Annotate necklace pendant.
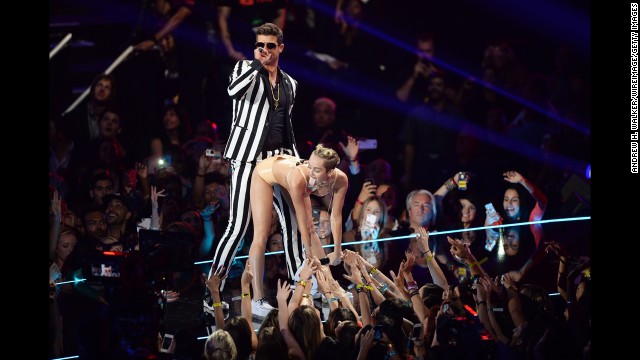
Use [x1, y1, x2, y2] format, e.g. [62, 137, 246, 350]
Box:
[274, 100, 278, 108]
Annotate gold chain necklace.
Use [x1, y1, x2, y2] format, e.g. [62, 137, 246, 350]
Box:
[271, 81, 280, 109]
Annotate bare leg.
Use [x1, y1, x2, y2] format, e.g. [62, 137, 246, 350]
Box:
[249, 170, 274, 300]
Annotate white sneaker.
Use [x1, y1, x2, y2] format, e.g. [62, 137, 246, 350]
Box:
[251, 297, 275, 320]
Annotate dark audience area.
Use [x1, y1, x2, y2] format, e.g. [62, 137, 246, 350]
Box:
[50, 1, 591, 359]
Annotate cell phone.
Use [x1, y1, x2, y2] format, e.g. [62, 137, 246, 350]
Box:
[205, 149, 222, 160]
[160, 333, 174, 353]
[358, 139, 377, 150]
[441, 303, 450, 314]
[365, 213, 377, 227]
[364, 177, 376, 186]
[373, 325, 383, 341]
[457, 172, 468, 190]
[411, 323, 422, 340]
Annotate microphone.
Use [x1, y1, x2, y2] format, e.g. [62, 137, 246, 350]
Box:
[258, 47, 264, 54]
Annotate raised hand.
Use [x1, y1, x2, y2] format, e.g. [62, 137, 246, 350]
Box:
[276, 278, 291, 304]
[338, 135, 359, 162]
[503, 170, 524, 184]
[342, 266, 363, 285]
[199, 202, 220, 218]
[501, 273, 516, 289]
[415, 227, 431, 254]
[298, 258, 316, 281]
[544, 241, 568, 259]
[150, 186, 166, 208]
[242, 263, 254, 286]
[357, 181, 377, 205]
[401, 250, 416, 276]
[51, 190, 62, 219]
[447, 236, 471, 261]
[203, 264, 226, 293]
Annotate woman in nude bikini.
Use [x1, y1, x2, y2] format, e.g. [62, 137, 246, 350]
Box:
[248, 144, 348, 303]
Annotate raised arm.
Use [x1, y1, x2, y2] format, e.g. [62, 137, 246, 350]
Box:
[204, 264, 227, 331]
[276, 279, 306, 360]
[503, 171, 547, 221]
[135, 5, 192, 50]
[415, 228, 449, 289]
[241, 263, 259, 350]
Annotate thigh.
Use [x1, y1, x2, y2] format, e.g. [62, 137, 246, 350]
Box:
[250, 169, 275, 237]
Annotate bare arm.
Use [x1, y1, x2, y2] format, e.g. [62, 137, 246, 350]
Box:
[241, 264, 259, 350]
[501, 274, 526, 327]
[325, 171, 348, 261]
[503, 171, 547, 221]
[415, 228, 449, 289]
[217, 6, 246, 61]
[204, 265, 227, 331]
[135, 6, 192, 50]
[276, 279, 306, 360]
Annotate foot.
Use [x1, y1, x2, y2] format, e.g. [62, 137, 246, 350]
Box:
[251, 297, 275, 320]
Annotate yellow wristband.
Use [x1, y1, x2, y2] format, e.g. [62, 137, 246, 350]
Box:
[302, 294, 309, 298]
[241, 293, 250, 298]
[213, 302, 223, 308]
[297, 280, 307, 288]
[425, 254, 434, 262]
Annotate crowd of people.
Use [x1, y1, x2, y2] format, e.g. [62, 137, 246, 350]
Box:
[49, 1, 590, 359]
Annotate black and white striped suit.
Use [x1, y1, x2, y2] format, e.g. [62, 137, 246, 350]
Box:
[210, 59, 304, 289]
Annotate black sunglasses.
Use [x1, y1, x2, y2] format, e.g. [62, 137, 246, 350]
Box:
[255, 42, 278, 50]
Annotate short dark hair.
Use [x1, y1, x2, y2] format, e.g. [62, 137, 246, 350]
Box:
[90, 172, 114, 188]
[90, 73, 116, 100]
[256, 23, 283, 44]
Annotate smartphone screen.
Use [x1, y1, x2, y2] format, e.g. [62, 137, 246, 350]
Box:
[365, 214, 376, 227]
[373, 325, 383, 341]
[411, 324, 422, 340]
[160, 334, 173, 352]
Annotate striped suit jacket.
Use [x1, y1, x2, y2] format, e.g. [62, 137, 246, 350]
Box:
[224, 59, 300, 162]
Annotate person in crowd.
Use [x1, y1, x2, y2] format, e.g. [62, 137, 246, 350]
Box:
[204, 329, 237, 360]
[65, 73, 117, 154]
[342, 196, 392, 273]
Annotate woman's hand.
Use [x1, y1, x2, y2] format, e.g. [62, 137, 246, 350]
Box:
[51, 190, 62, 220]
[298, 258, 317, 281]
[503, 170, 524, 184]
[357, 181, 377, 206]
[339, 135, 359, 161]
[199, 202, 220, 218]
[276, 278, 291, 304]
[501, 273, 516, 290]
[401, 251, 416, 276]
[242, 263, 254, 287]
[150, 186, 166, 210]
[203, 264, 226, 293]
[447, 236, 472, 261]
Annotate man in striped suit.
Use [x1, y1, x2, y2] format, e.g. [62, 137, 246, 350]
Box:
[206, 22, 303, 320]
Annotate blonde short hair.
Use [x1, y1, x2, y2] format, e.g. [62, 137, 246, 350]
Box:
[204, 330, 237, 360]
